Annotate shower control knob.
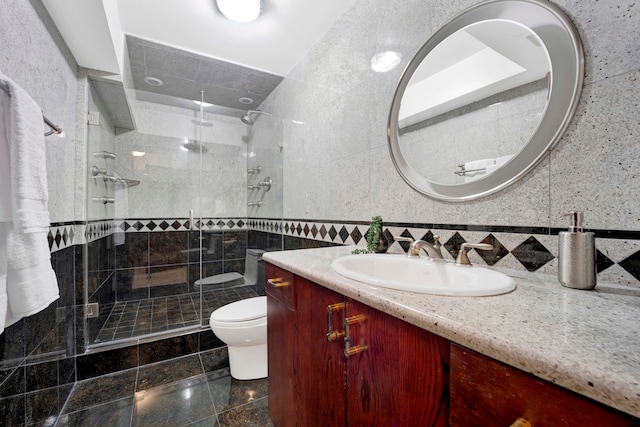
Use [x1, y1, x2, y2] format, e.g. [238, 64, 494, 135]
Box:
[258, 177, 272, 191]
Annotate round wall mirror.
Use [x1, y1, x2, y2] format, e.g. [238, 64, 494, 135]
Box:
[387, 0, 584, 201]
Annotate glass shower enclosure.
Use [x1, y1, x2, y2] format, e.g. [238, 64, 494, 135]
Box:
[83, 84, 268, 350]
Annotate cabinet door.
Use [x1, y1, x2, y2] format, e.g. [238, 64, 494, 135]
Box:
[450, 344, 640, 427]
[267, 264, 297, 427]
[295, 276, 347, 426]
[267, 264, 347, 427]
[345, 298, 450, 427]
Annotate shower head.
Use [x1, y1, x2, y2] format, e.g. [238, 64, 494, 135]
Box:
[182, 141, 208, 153]
[241, 114, 252, 125]
[241, 110, 270, 125]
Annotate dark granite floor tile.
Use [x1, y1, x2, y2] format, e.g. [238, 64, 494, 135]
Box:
[24, 386, 59, 425]
[76, 346, 138, 380]
[57, 384, 74, 417]
[96, 329, 116, 343]
[59, 357, 75, 386]
[216, 397, 272, 427]
[57, 397, 134, 427]
[113, 330, 134, 340]
[198, 329, 225, 353]
[138, 334, 199, 366]
[0, 394, 25, 426]
[206, 370, 268, 414]
[1, 366, 25, 397]
[25, 360, 58, 393]
[136, 354, 204, 392]
[131, 375, 215, 427]
[184, 415, 220, 426]
[199, 348, 229, 373]
[64, 369, 137, 412]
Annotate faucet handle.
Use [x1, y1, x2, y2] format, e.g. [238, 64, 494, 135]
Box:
[455, 242, 493, 266]
[394, 236, 414, 256]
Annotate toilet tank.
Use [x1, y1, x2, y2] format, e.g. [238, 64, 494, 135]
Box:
[245, 249, 266, 288]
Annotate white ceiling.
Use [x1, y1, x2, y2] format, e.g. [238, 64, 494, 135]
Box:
[116, 0, 356, 76]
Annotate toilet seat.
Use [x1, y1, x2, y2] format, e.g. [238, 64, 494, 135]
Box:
[210, 296, 266, 324]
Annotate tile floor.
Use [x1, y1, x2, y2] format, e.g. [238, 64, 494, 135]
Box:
[54, 352, 272, 427]
[93, 286, 260, 344]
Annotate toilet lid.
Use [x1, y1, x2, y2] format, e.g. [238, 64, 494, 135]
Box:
[210, 296, 267, 322]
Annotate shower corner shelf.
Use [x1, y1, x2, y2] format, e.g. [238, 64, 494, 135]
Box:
[91, 166, 140, 187]
[92, 151, 116, 160]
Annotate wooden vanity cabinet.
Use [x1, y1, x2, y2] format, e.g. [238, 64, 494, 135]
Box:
[266, 263, 450, 427]
[450, 344, 639, 427]
[267, 263, 639, 426]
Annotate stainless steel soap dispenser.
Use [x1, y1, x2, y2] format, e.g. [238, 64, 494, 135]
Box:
[558, 211, 596, 290]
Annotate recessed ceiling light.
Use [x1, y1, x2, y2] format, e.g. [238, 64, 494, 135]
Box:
[143, 76, 163, 86]
[132, 151, 146, 157]
[370, 51, 402, 73]
[217, 0, 263, 23]
[239, 97, 254, 105]
[193, 100, 213, 107]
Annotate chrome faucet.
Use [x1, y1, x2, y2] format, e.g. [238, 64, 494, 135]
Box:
[395, 235, 445, 261]
[410, 237, 445, 261]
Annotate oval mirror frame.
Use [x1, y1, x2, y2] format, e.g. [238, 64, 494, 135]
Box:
[387, 0, 584, 202]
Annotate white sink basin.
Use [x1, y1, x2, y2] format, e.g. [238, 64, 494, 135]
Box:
[331, 254, 515, 297]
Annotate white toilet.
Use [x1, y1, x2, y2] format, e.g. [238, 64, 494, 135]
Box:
[195, 248, 265, 288]
[209, 296, 267, 380]
[207, 248, 268, 380]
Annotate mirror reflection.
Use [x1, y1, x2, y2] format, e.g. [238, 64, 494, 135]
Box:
[398, 19, 551, 185]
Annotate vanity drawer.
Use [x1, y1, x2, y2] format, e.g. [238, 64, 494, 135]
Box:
[265, 263, 296, 311]
[450, 344, 638, 427]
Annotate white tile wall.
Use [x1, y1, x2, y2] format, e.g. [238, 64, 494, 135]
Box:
[113, 101, 248, 219]
[0, 0, 80, 223]
[259, 0, 639, 233]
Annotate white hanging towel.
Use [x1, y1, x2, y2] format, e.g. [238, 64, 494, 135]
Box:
[0, 72, 59, 334]
[485, 155, 513, 175]
[463, 155, 514, 182]
[463, 157, 495, 183]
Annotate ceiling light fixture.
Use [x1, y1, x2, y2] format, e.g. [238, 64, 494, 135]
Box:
[217, 0, 263, 23]
[370, 51, 402, 73]
[143, 76, 163, 86]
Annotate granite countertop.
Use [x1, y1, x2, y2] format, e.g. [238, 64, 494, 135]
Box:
[263, 246, 640, 418]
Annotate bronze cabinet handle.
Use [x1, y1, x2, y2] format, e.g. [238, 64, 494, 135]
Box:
[267, 277, 290, 288]
[326, 302, 345, 342]
[344, 314, 368, 357]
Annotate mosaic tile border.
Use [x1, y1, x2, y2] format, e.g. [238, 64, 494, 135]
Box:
[249, 218, 640, 287]
[248, 218, 284, 234]
[86, 220, 115, 244]
[49, 218, 640, 286]
[48, 223, 84, 252]
[109, 217, 248, 234]
[114, 218, 247, 233]
[48, 218, 248, 252]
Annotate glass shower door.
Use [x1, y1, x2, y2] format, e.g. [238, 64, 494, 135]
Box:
[84, 92, 207, 349]
[83, 87, 261, 350]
